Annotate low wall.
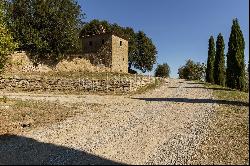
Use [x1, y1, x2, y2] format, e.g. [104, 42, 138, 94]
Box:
[0, 75, 161, 93]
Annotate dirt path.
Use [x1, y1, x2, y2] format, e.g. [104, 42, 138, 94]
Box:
[0, 79, 216, 165]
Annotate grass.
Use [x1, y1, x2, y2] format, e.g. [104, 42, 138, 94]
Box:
[132, 78, 165, 95]
[0, 98, 102, 135]
[192, 83, 249, 165]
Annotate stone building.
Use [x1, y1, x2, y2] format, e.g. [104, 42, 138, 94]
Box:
[80, 32, 128, 73]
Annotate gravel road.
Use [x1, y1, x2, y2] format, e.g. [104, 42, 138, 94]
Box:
[0, 79, 216, 165]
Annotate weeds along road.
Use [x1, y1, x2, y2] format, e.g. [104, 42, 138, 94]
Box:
[1, 78, 217, 165]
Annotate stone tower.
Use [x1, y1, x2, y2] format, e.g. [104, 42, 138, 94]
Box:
[81, 32, 128, 73]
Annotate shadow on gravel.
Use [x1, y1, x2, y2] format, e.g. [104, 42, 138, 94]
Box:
[0, 134, 125, 165]
[132, 97, 249, 107]
[186, 82, 205, 85]
[164, 86, 235, 92]
[184, 86, 236, 91]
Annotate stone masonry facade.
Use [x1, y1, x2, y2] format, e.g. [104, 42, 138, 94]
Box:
[0, 76, 161, 94]
[81, 33, 128, 73]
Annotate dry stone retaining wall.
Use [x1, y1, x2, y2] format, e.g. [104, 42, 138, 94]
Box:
[0, 76, 162, 93]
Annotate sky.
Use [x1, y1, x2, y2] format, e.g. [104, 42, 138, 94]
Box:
[77, 0, 249, 78]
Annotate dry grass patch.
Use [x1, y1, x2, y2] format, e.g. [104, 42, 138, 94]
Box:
[191, 83, 249, 165]
[133, 78, 165, 95]
[0, 98, 101, 135]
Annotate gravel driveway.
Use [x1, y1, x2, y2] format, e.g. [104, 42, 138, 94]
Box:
[0, 79, 216, 165]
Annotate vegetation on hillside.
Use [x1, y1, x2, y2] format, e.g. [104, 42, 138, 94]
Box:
[193, 83, 249, 165]
[154, 63, 170, 78]
[5, 0, 84, 65]
[178, 59, 206, 81]
[0, 1, 17, 73]
[206, 18, 247, 92]
[226, 19, 247, 91]
[206, 36, 215, 83]
[214, 33, 225, 86]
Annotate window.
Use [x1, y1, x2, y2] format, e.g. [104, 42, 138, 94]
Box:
[123, 58, 124, 61]
[89, 41, 92, 46]
[102, 39, 105, 44]
[120, 41, 122, 46]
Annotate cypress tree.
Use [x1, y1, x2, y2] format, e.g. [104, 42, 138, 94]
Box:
[206, 36, 215, 83]
[226, 18, 246, 91]
[214, 33, 225, 86]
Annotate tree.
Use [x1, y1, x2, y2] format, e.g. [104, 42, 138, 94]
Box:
[226, 19, 246, 91]
[79, 19, 111, 37]
[178, 59, 206, 81]
[123, 27, 138, 71]
[135, 31, 157, 73]
[206, 36, 215, 83]
[155, 63, 170, 78]
[214, 33, 225, 86]
[0, 1, 17, 73]
[6, 0, 84, 64]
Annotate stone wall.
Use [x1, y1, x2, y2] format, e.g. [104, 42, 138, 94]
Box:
[0, 75, 161, 94]
[6, 52, 111, 74]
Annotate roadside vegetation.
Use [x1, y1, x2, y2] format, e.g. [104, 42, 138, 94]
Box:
[133, 77, 165, 95]
[0, 1, 17, 73]
[154, 63, 170, 78]
[206, 19, 248, 92]
[178, 59, 206, 81]
[192, 83, 249, 165]
[0, 96, 102, 135]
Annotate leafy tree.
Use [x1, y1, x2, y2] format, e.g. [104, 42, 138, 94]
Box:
[123, 27, 138, 70]
[79, 19, 111, 37]
[206, 36, 215, 83]
[0, 1, 17, 73]
[155, 63, 170, 78]
[178, 59, 206, 81]
[226, 19, 246, 91]
[135, 31, 157, 73]
[6, 0, 84, 64]
[214, 33, 225, 86]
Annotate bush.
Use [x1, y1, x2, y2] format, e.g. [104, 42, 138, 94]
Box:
[178, 59, 206, 81]
[6, 0, 84, 64]
[155, 63, 170, 78]
[0, 1, 17, 73]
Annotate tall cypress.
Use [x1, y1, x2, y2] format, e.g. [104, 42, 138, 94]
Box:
[206, 36, 215, 83]
[214, 33, 225, 86]
[226, 19, 246, 91]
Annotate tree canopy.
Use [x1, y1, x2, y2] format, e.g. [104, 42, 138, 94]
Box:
[135, 31, 157, 73]
[206, 36, 215, 83]
[226, 19, 246, 91]
[6, 0, 84, 64]
[214, 33, 225, 86]
[155, 63, 170, 78]
[178, 59, 206, 81]
[0, 1, 17, 73]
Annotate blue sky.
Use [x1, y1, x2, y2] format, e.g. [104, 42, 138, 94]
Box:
[77, 0, 249, 78]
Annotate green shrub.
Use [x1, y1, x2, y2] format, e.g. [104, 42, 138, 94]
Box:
[178, 59, 206, 81]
